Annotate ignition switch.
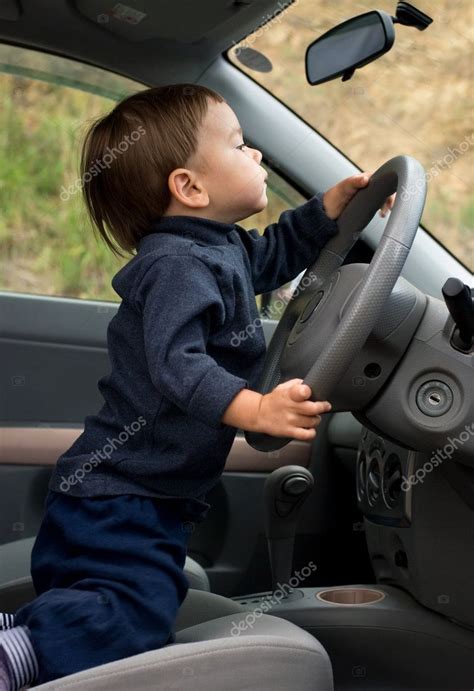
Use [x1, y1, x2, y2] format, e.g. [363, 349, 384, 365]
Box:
[415, 380, 454, 417]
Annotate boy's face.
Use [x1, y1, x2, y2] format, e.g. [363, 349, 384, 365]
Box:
[165, 99, 268, 224]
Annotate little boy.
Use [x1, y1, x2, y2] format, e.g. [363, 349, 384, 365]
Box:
[0, 83, 393, 689]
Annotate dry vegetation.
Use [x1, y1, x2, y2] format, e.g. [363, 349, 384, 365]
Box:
[231, 0, 473, 270]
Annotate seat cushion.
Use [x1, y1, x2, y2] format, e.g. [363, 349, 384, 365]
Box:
[183, 553, 210, 592]
[31, 589, 334, 690]
[0, 537, 210, 613]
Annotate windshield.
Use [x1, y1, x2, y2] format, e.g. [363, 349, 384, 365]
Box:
[227, 0, 473, 271]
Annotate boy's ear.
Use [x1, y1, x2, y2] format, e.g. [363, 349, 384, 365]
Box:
[168, 168, 209, 209]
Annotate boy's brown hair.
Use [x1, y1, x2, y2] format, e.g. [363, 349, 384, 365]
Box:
[80, 83, 225, 258]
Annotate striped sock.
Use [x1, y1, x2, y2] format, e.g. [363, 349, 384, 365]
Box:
[0, 627, 39, 690]
[0, 616, 14, 632]
[0, 643, 13, 691]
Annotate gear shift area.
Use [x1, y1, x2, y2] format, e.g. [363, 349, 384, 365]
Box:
[264, 465, 314, 601]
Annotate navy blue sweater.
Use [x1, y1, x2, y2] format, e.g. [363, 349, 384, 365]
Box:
[48, 193, 338, 520]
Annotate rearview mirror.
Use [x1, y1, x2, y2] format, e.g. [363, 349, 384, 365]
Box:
[305, 10, 395, 86]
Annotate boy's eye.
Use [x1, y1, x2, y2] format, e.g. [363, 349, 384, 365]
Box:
[236, 141, 248, 150]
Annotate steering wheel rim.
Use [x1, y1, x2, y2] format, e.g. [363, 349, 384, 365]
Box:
[245, 155, 427, 452]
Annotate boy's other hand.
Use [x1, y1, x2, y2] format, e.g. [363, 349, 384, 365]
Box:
[256, 378, 332, 442]
[322, 172, 396, 221]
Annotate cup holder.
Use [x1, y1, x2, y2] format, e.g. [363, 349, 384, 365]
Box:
[316, 587, 385, 605]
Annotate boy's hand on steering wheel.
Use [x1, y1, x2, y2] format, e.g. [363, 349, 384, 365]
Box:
[322, 171, 396, 220]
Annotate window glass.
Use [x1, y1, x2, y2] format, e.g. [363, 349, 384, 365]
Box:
[0, 45, 312, 306]
[243, 166, 308, 318]
[0, 44, 145, 301]
[0, 43, 309, 310]
[227, 0, 473, 271]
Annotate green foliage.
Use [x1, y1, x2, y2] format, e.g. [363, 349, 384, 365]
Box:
[0, 74, 129, 300]
[0, 72, 304, 301]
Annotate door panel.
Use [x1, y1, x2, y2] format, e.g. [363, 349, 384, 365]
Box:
[1, 291, 314, 597]
[1, 249, 374, 598]
[0, 425, 311, 471]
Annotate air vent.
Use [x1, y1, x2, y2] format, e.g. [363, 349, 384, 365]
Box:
[366, 456, 381, 507]
[382, 453, 403, 509]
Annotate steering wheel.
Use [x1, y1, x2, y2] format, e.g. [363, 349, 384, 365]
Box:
[245, 155, 427, 452]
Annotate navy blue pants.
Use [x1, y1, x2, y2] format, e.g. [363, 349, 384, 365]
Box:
[14, 490, 209, 686]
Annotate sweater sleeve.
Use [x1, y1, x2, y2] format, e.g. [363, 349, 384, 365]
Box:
[134, 253, 248, 430]
[234, 192, 339, 295]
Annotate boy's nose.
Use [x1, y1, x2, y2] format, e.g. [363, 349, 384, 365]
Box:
[251, 147, 262, 164]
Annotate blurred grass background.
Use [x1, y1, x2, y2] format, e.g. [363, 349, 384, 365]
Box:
[0, 70, 302, 302]
[0, 0, 472, 304]
[0, 73, 131, 300]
